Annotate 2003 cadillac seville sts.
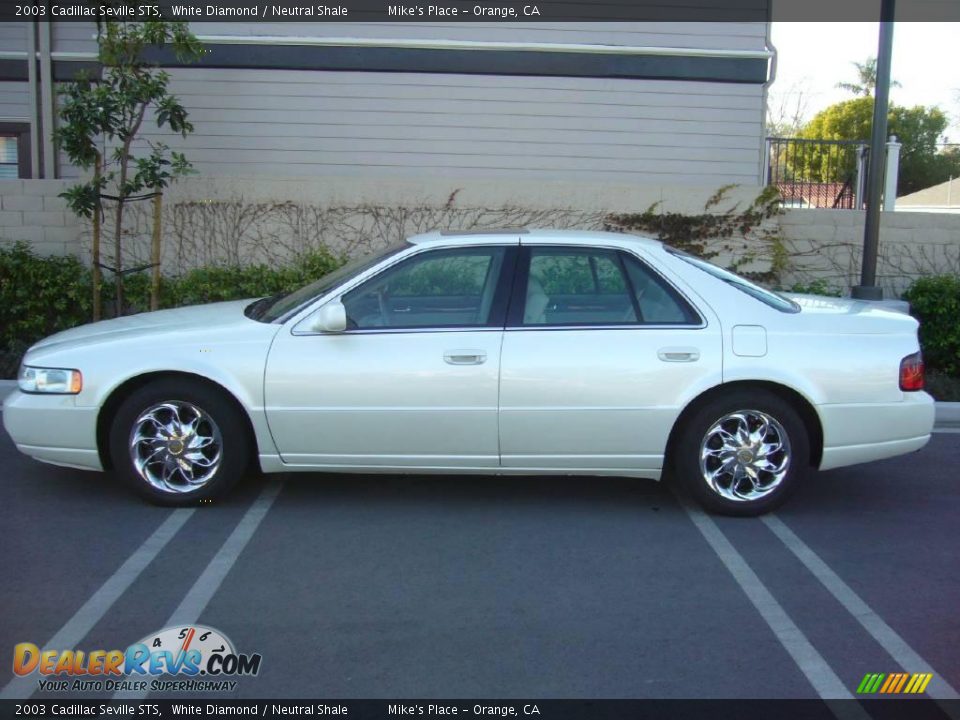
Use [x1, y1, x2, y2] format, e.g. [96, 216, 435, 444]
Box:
[3, 229, 935, 515]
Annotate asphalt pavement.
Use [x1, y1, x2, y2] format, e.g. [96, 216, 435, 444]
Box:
[0, 410, 957, 701]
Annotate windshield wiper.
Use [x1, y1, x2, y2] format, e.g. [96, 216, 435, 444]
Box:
[245, 293, 286, 321]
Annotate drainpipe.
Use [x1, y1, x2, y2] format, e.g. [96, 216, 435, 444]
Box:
[852, 0, 895, 300]
[38, 21, 55, 179]
[26, 22, 40, 178]
[760, 14, 778, 186]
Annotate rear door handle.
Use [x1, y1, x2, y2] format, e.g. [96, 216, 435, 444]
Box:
[444, 350, 487, 365]
[658, 347, 700, 362]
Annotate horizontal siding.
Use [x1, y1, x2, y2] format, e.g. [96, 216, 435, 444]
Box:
[0, 22, 29, 54]
[51, 22, 97, 55]
[52, 21, 767, 55]
[0, 81, 29, 120]
[65, 68, 764, 185]
[193, 22, 768, 51]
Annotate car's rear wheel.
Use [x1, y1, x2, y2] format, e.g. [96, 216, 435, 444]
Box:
[673, 389, 809, 516]
[109, 379, 249, 505]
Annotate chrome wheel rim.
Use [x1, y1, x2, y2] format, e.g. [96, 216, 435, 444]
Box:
[129, 401, 222, 493]
[699, 410, 791, 502]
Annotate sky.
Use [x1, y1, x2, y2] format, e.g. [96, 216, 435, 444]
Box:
[768, 23, 960, 139]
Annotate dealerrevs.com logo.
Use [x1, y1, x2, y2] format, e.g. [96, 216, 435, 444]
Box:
[13, 625, 262, 693]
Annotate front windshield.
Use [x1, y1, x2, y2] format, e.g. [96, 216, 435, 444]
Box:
[250, 242, 409, 323]
[669, 249, 800, 314]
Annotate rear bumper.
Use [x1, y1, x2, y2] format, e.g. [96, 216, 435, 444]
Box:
[2, 389, 103, 471]
[819, 392, 935, 471]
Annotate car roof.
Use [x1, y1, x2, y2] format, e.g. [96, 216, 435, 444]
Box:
[406, 228, 662, 249]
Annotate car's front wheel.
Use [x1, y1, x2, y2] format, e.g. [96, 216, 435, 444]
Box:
[673, 389, 810, 516]
[109, 379, 250, 505]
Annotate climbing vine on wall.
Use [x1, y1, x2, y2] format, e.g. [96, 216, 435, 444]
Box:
[604, 185, 787, 284]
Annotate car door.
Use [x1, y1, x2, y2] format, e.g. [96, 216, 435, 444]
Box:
[498, 243, 722, 473]
[264, 244, 517, 468]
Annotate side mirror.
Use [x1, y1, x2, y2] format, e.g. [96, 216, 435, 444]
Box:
[313, 301, 347, 333]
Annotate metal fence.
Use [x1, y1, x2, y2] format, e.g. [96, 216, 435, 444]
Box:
[764, 137, 868, 210]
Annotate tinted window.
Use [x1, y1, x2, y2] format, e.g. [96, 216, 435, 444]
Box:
[670, 250, 800, 314]
[621, 253, 701, 324]
[519, 247, 700, 327]
[523, 248, 637, 325]
[251, 242, 408, 322]
[342, 247, 506, 329]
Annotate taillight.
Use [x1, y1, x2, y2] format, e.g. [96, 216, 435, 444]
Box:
[899, 352, 925, 391]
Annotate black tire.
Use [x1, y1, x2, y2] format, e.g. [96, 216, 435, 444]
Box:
[672, 389, 810, 516]
[109, 378, 251, 506]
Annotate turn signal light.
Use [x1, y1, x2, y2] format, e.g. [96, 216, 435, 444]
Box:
[899, 352, 924, 392]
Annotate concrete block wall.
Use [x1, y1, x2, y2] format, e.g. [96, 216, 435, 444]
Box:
[0, 180, 82, 257]
[3, 177, 959, 298]
[779, 209, 960, 296]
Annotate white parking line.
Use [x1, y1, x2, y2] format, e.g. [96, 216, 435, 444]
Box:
[0, 509, 196, 700]
[763, 514, 960, 701]
[113, 481, 284, 701]
[682, 504, 868, 709]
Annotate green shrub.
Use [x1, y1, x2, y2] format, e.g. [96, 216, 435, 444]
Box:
[902, 274, 960, 376]
[785, 279, 843, 297]
[167, 249, 343, 307]
[0, 242, 94, 376]
[0, 243, 345, 377]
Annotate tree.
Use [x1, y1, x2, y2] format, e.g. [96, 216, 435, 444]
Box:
[836, 57, 900, 98]
[794, 97, 960, 195]
[56, 11, 203, 319]
[766, 80, 811, 137]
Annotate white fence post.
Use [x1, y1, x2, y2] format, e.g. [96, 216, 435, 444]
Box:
[883, 135, 901, 211]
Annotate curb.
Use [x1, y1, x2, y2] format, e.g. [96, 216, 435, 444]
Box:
[937, 402, 960, 429]
[2, 378, 959, 429]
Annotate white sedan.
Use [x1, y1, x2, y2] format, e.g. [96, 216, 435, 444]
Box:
[3, 229, 934, 515]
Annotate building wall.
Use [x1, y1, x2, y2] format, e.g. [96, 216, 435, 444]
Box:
[0, 81, 29, 121]
[72, 69, 764, 185]
[42, 20, 769, 185]
[3, 178, 958, 300]
[0, 21, 29, 54]
[779, 209, 960, 296]
[51, 21, 768, 54]
[0, 179, 82, 256]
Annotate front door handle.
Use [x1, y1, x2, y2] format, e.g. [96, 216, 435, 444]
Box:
[444, 350, 487, 365]
[658, 347, 700, 363]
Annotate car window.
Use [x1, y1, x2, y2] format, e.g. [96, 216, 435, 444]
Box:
[523, 247, 637, 325]
[342, 247, 507, 329]
[519, 247, 700, 327]
[621, 253, 701, 325]
[670, 249, 800, 314]
[250, 242, 408, 323]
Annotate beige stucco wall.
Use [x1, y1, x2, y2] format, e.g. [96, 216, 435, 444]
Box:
[3, 178, 959, 298]
[779, 209, 960, 296]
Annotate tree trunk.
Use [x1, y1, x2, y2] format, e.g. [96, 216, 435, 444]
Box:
[91, 151, 102, 321]
[113, 199, 124, 315]
[113, 103, 149, 317]
[150, 190, 162, 311]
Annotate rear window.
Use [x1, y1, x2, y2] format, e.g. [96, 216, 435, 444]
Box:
[670, 249, 800, 314]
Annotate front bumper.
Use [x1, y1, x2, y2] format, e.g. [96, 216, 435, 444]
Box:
[2, 389, 102, 470]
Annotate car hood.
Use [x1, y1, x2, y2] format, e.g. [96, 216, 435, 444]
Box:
[30, 299, 260, 353]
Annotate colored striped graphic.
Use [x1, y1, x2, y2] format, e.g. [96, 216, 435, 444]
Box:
[857, 672, 933, 694]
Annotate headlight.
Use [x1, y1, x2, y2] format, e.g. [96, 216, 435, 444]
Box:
[18, 365, 83, 394]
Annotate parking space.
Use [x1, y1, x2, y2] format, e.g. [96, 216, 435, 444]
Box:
[1, 428, 958, 701]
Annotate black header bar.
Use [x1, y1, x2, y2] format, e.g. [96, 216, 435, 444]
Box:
[2, 0, 959, 22]
[0, 699, 959, 720]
